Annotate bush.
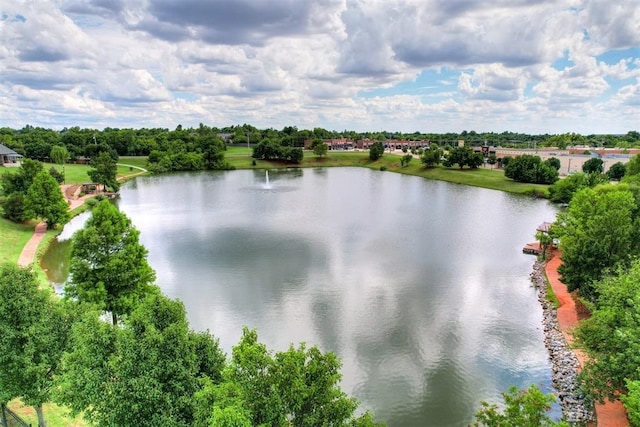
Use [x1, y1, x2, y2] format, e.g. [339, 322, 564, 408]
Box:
[622, 380, 640, 427]
[48, 167, 65, 184]
[2, 192, 28, 222]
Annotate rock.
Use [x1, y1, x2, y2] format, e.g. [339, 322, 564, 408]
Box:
[530, 261, 595, 424]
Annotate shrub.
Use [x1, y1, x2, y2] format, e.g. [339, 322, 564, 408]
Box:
[2, 192, 28, 222]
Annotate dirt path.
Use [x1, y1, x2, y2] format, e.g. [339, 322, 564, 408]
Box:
[545, 250, 629, 426]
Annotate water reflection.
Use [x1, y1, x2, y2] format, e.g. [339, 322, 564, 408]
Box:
[46, 168, 559, 426]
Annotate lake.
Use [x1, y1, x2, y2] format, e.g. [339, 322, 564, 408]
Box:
[45, 168, 559, 426]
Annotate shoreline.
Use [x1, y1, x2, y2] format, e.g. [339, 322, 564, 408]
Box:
[530, 260, 595, 424]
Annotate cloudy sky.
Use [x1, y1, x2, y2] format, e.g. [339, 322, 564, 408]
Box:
[1, 0, 639, 134]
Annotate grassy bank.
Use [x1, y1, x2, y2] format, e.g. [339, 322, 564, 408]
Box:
[227, 147, 550, 196]
[0, 218, 37, 264]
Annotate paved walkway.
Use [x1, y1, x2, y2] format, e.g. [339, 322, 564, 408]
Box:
[545, 250, 629, 426]
[17, 222, 48, 267]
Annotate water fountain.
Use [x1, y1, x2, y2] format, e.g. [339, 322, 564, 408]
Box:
[264, 170, 271, 190]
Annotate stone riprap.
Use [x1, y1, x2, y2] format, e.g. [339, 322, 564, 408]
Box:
[531, 261, 595, 424]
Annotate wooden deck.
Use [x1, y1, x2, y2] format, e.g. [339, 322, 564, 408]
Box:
[523, 242, 543, 255]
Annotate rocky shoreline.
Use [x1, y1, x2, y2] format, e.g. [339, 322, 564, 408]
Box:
[530, 260, 595, 424]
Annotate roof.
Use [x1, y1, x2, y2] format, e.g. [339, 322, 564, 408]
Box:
[0, 144, 22, 157]
[537, 222, 553, 233]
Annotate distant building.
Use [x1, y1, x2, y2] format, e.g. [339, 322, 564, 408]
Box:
[0, 144, 23, 165]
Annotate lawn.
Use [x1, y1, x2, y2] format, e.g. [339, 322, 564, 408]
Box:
[0, 217, 37, 264]
[8, 400, 86, 427]
[0, 161, 148, 186]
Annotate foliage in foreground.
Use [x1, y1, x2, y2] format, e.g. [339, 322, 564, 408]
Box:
[472, 384, 567, 427]
[575, 258, 640, 408]
[553, 184, 640, 301]
[0, 264, 78, 427]
[197, 327, 384, 427]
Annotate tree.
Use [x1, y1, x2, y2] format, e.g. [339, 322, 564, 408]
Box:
[67, 199, 156, 325]
[544, 157, 561, 171]
[0, 265, 77, 427]
[621, 380, 640, 427]
[2, 192, 28, 222]
[203, 327, 384, 427]
[56, 293, 225, 427]
[504, 155, 558, 184]
[313, 142, 328, 157]
[442, 146, 484, 169]
[472, 385, 567, 427]
[88, 151, 119, 192]
[547, 172, 609, 204]
[625, 154, 640, 177]
[24, 170, 70, 229]
[50, 145, 70, 183]
[606, 162, 626, 181]
[554, 185, 640, 300]
[0, 158, 44, 196]
[575, 259, 640, 405]
[582, 157, 604, 174]
[421, 145, 443, 168]
[486, 153, 497, 167]
[369, 141, 384, 161]
[400, 154, 413, 167]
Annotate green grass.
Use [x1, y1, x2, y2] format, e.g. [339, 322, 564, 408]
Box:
[8, 399, 87, 427]
[228, 150, 550, 196]
[0, 217, 37, 264]
[0, 160, 148, 186]
[118, 156, 149, 170]
[543, 272, 561, 309]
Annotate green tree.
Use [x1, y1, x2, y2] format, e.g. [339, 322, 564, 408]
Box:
[24, 170, 70, 229]
[0, 265, 77, 427]
[2, 192, 28, 222]
[400, 154, 413, 167]
[625, 154, 640, 177]
[544, 157, 561, 171]
[554, 185, 639, 300]
[504, 155, 558, 184]
[50, 145, 70, 183]
[547, 172, 609, 204]
[486, 153, 497, 167]
[606, 162, 626, 181]
[313, 142, 329, 157]
[421, 144, 443, 168]
[0, 158, 44, 196]
[369, 141, 384, 161]
[67, 199, 156, 325]
[206, 327, 384, 427]
[575, 259, 640, 404]
[582, 157, 604, 174]
[56, 293, 225, 427]
[621, 380, 640, 427]
[88, 151, 119, 192]
[472, 384, 567, 427]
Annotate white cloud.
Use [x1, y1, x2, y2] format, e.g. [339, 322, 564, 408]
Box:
[0, 0, 638, 133]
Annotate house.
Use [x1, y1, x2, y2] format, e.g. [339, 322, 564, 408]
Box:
[0, 144, 23, 166]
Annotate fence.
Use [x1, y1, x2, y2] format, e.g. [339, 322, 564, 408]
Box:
[0, 404, 31, 427]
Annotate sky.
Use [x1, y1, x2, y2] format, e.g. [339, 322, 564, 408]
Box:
[1, 0, 639, 134]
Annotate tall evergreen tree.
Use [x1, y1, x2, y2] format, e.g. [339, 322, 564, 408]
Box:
[66, 199, 156, 325]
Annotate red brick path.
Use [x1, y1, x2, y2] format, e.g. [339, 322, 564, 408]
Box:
[545, 250, 629, 426]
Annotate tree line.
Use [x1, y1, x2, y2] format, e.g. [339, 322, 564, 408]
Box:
[2, 125, 638, 162]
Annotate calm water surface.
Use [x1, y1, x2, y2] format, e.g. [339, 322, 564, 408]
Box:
[49, 168, 559, 426]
